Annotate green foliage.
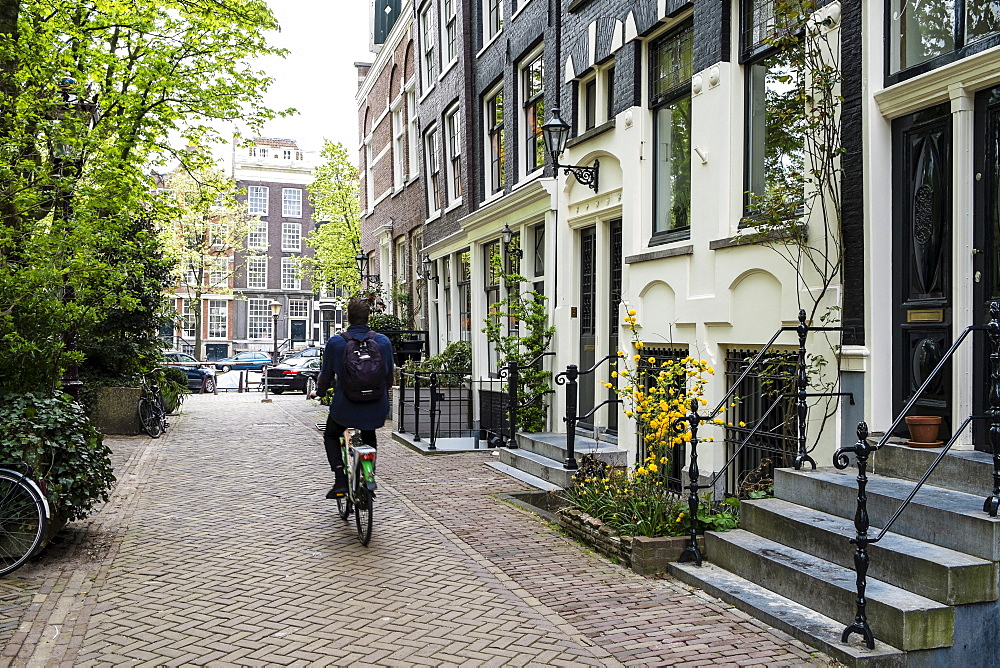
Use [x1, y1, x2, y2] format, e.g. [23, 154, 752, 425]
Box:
[0, 392, 115, 523]
[303, 141, 363, 294]
[160, 367, 189, 413]
[405, 341, 471, 386]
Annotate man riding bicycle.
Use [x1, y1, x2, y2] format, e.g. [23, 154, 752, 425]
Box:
[312, 296, 395, 498]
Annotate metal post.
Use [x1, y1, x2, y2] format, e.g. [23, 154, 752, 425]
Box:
[841, 422, 875, 649]
[238, 370, 244, 393]
[429, 373, 438, 451]
[413, 373, 422, 442]
[261, 364, 271, 403]
[678, 398, 704, 566]
[794, 309, 816, 470]
[507, 359, 519, 449]
[563, 364, 579, 470]
[398, 372, 408, 434]
[985, 302, 1000, 516]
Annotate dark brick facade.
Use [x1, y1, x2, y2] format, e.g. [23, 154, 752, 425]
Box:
[840, 0, 865, 345]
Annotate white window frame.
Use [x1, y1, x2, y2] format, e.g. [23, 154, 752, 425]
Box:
[392, 99, 406, 189]
[248, 298, 272, 339]
[208, 299, 228, 339]
[281, 222, 302, 252]
[209, 257, 228, 288]
[247, 257, 267, 289]
[395, 237, 408, 288]
[282, 149, 292, 160]
[407, 85, 419, 179]
[181, 299, 197, 338]
[520, 47, 545, 177]
[282, 188, 303, 218]
[287, 299, 309, 318]
[445, 106, 462, 204]
[425, 125, 442, 216]
[281, 257, 301, 290]
[259, 147, 268, 159]
[442, 0, 458, 64]
[364, 139, 374, 212]
[484, 0, 503, 43]
[484, 83, 505, 196]
[420, 5, 438, 92]
[247, 220, 268, 250]
[247, 186, 268, 215]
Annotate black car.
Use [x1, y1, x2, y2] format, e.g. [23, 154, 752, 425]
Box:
[264, 356, 322, 394]
[281, 346, 323, 362]
[162, 351, 217, 393]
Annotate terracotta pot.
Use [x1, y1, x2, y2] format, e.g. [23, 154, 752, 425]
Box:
[904, 415, 943, 444]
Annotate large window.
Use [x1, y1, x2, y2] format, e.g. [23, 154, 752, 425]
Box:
[484, 239, 501, 372]
[282, 188, 302, 217]
[248, 298, 272, 339]
[485, 0, 502, 42]
[392, 101, 405, 189]
[281, 258, 301, 290]
[181, 299, 196, 338]
[407, 87, 419, 178]
[522, 51, 545, 174]
[247, 186, 268, 215]
[209, 257, 228, 287]
[395, 237, 408, 287]
[889, 0, 1000, 75]
[486, 86, 505, 194]
[420, 5, 438, 90]
[208, 300, 228, 338]
[458, 250, 471, 342]
[288, 299, 309, 318]
[247, 257, 267, 289]
[442, 0, 458, 63]
[425, 126, 442, 214]
[281, 223, 302, 252]
[650, 24, 693, 240]
[247, 220, 267, 250]
[446, 106, 462, 203]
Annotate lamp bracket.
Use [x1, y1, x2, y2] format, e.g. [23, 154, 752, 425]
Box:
[556, 158, 600, 192]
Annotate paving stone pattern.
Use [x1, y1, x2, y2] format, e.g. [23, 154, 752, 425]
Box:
[2, 393, 833, 666]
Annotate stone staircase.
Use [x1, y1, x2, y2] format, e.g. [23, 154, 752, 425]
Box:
[670, 442, 1000, 667]
[497, 431, 629, 488]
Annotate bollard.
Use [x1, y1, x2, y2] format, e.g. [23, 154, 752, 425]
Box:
[238, 370, 244, 393]
[398, 372, 408, 434]
[506, 359, 519, 449]
[428, 373, 438, 450]
[413, 373, 422, 442]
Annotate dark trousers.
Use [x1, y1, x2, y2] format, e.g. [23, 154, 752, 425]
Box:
[323, 414, 377, 471]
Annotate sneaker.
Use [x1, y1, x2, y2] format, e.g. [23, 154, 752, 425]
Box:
[326, 468, 348, 498]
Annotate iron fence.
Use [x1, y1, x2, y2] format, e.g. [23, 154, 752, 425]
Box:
[397, 370, 473, 449]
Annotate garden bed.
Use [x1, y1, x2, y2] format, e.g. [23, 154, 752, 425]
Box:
[557, 507, 703, 576]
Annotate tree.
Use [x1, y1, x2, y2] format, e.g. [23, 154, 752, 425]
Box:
[304, 140, 363, 294]
[159, 168, 261, 361]
[0, 0, 289, 394]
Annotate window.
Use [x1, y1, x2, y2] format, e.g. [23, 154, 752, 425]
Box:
[364, 140, 374, 210]
[458, 250, 471, 342]
[281, 223, 302, 251]
[650, 24, 694, 240]
[248, 298, 272, 339]
[288, 299, 309, 318]
[425, 126, 443, 213]
[247, 186, 268, 215]
[283, 149, 292, 160]
[208, 300, 227, 338]
[532, 222, 545, 295]
[249, 147, 257, 157]
[445, 107, 462, 202]
[209, 257, 228, 287]
[181, 299, 196, 338]
[486, 86, 505, 194]
[407, 87, 419, 178]
[522, 51, 545, 174]
[259, 147, 268, 159]
[247, 257, 267, 289]
[395, 237, 408, 286]
[583, 76, 597, 130]
[606, 65, 616, 121]
[210, 223, 229, 247]
[282, 188, 302, 217]
[485, 0, 502, 42]
[578, 61, 615, 132]
[281, 258, 301, 290]
[889, 0, 1000, 75]
[420, 5, 438, 90]
[247, 220, 268, 250]
[442, 0, 458, 63]
[442, 256, 452, 340]
[392, 101, 405, 189]
[483, 240, 501, 371]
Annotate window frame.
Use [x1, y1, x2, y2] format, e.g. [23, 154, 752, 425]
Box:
[281, 257, 301, 291]
[282, 188, 303, 218]
[425, 124, 443, 215]
[247, 185, 268, 215]
[442, 0, 458, 64]
[208, 299, 228, 339]
[248, 298, 273, 340]
[407, 85, 420, 179]
[521, 48, 545, 176]
[392, 99, 406, 189]
[247, 220, 268, 250]
[247, 256, 267, 289]
[445, 105, 463, 204]
[485, 0, 503, 43]
[420, 4, 438, 92]
[484, 83, 505, 196]
[281, 222, 302, 252]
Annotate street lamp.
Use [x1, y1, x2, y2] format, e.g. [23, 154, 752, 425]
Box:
[541, 106, 599, 192]
[270, 300, 282, 363]
[499, 224, 523, 259]
[421, 253, 439, 283]
[355, 251, 379, 286]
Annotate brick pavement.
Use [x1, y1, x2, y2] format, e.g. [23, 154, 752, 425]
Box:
[0, 393, 835, 666]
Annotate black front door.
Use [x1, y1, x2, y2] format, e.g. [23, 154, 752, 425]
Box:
[290, 319, 306, 342]
[974, 87, 1000, 451]
[893, 103, 953, 436]
[607, 219, 623, 435]
[579, 226, 597, 431]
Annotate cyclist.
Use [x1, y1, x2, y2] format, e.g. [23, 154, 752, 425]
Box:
[312, 296, 395, 498]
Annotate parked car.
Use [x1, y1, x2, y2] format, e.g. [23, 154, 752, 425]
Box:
[281, 346, 323, 362]
[264, 357, 322, 394]
[162, 351, 217, 393]
[215, 351, 273, 373]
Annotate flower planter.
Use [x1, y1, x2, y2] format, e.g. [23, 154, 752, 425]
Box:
[904, 415, 943, 447]
[90, 387, 142, 435]
[557, 507, 703, 576]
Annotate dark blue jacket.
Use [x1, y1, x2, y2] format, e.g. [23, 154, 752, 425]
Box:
[316, 325, 395, 430]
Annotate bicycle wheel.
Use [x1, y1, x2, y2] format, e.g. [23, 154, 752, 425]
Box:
[336, 494, 352, 521]
[354, 485, 373, 546]
[138, 397, 162, 438]
[0, 472, 47, 576]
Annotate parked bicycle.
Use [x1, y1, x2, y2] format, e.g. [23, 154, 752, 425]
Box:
[0, 463, 50, 576]
[137, 372, 169, 438]
[333, 429, 377, 546]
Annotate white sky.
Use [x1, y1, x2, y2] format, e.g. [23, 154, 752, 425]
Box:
[226, 1, 376, 164]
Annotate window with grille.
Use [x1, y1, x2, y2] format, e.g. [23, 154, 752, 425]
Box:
[281, 258, 300, 290]
[209, 223, 229, 247]
[248, 186, 268, 215]
[425, 126, 442, 213]
[443, 0, 458, 62]
[281, 223, 301, 251]
[181, 299, 197, 338]
[247, 257, 267, 289]
[486, 86, 505, 194]
[485, 0, 502, 41]
[522, 51, 545, 173]
[209, 257, 228, 287]
[247, 220, 267, 250]
[407, 88, 419, 178]
[395, 238, 408, 287]
[392, 102, 405, 189]
[208, 300, 227, 338]
[484, 239, 501, 373]
[421, 5, 438, 90]
[458, 250, 471, 342]
[248, 299, 272, 339]
[282, 188, 302, 217]
[446, 107, 462, 202]
[288, 299, 309, 318]
[283, 149, 292, 160]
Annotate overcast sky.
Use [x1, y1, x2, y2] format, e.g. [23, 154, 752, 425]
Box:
[227, 1, 377, 163]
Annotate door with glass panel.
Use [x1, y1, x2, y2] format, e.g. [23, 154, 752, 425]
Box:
[578, 226, 597, 431]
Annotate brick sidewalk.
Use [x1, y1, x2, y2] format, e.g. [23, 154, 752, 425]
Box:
[1, 393, 833, 666]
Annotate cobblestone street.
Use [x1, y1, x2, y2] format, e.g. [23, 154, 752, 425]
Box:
[1, 393, 832, 666]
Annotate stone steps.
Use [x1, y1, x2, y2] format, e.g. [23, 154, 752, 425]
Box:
[493, 431, 629, 490]
[872, 442, 995, 497]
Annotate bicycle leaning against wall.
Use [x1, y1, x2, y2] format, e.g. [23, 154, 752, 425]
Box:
[333, 428, 378, 546]
[0, 463, 50, 576]
[137, 372, 169, 438]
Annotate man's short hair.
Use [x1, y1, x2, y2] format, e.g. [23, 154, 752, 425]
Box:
[347, 296, 372, 325]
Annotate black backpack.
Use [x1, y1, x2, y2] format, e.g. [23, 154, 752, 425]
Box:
[339, 331, 386, 402]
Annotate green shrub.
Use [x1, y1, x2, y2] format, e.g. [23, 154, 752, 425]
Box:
[413, 341, 471, 386]
[161, 367, 189, 413]
[0, 392, 116, 522]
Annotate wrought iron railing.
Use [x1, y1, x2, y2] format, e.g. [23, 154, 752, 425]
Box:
[555, 355, 621, 471]
[498, 352, 556, 449]
[831, 302, 1000, 650]
[396, 370, 472, 450]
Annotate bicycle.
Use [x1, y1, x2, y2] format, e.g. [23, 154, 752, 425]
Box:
[333, 429, 377, 546]
[137, 372, 169, 438]
[0, 463, 50, 576]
